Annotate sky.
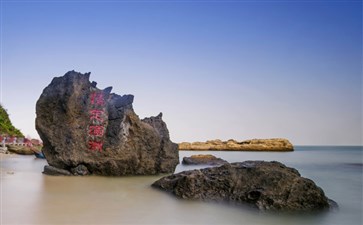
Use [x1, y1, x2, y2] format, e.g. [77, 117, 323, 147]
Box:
[0, 0, 362, 145]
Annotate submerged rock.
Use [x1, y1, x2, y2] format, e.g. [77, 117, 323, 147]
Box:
[152, 161, 336, 212]
[36, 71, 179, 176]
[179, 138, 294, 151]
[182, 154, 228, 166]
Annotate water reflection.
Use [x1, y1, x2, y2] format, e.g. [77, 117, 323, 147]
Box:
[1, 150, 362, 225]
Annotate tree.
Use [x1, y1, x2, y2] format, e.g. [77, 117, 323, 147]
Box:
[0, 104, 24, 137]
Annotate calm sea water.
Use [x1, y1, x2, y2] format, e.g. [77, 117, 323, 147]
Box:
[1, 146, 362, 225]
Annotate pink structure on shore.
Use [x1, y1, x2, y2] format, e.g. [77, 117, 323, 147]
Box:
[0, 135, 42, 147]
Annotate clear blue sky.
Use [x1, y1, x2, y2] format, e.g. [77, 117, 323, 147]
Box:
[0, 0, 362, 145]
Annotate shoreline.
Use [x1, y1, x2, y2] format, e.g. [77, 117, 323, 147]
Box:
[0, 152, 17, 159]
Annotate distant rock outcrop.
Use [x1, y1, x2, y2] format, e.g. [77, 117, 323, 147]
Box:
[179, 138, 293, 151]
[36, 71, 179, 176]
[152, 161, 337, 212]
[6, 145, 34, 155]
[182, 154, 228, 166]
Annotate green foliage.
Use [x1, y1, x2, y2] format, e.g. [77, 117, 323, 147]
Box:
[0, 104, 24, 137]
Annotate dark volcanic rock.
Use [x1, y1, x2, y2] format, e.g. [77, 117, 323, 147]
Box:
[152, 161, 336, 212]
[182, 154, 228, 166]
[36, 71, 179, 176]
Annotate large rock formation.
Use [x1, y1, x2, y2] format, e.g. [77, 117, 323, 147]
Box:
[152, 161, 337, 212]
[179, 138, 294, 151]
[36, 71, 179, 176]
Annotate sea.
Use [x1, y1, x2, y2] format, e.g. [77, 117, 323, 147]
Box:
[1, 146, 362, 225]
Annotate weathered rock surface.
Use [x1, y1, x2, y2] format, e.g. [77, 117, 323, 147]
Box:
[36, 71, 179, 176]
[179, 138, 294, 151]
[182, 154, 228, 166]
[152, 161, 336, 212]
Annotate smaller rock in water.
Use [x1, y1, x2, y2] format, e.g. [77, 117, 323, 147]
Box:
[43, 166, 71, 176]
[71, 165, 90, 176]
[182, 154, 228, 166]
[152, 161, 337, 212]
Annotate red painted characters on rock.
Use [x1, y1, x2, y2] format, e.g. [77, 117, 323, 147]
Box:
[89, 109, 105, 123]
[88, 125, 105, 137]
[88, 140, 103, 152]
[87, 90, 107, 152]
[90, 91, 105, 106]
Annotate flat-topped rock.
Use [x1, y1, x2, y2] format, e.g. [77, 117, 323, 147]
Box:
[179, 138, 293, 151]
[152, 161, 337, 212]
[36, 71, 179, 176]
[6, 145, 34, 155]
